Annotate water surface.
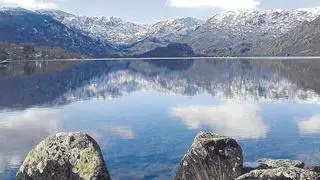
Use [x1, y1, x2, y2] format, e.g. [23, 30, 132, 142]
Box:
[0, 59, 320, 179]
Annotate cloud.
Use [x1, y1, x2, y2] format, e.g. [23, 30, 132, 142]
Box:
[103, 125, 135, 140]
[0, 108, 60, 132]
[0, 0, 58, 9]
[298, 115, 320, 135]
[167, 0, 260, 10]
[0, 108, 60, 174]
[0, 108, 135, 175]
[172, 103, 268, 139]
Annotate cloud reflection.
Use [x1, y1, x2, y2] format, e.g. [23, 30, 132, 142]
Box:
[0, 153, 4, 174]
[172, 103, 268, 139]
[0, 108, 135, 175]
[298, 115, 320, 135]
[106, 125, 135, 140]
[0, 108, 61, 174]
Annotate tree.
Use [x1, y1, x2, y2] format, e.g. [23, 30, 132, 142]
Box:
[0, 49, 8, 60]
[23, 45, 35, 54]
[23, 45, 36, 60]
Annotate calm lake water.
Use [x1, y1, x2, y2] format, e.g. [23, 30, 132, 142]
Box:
[0, 59, 320, 179]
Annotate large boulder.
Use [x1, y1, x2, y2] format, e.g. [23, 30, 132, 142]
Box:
[257, 158, 305, 169]
[16, 132, 110, 180]
[175, 132, 243, 180]
[236, 167, 320, 180]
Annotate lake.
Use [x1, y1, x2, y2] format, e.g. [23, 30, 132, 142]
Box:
[0, 59, 320, 179]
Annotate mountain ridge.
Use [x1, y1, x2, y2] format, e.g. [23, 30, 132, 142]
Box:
[0, 8, 119, 57]
[1, 7, 320, 57]
[252, 16, 320, 56]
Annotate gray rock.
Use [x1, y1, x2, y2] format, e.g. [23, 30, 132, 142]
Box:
[257, 158, 305, 169]
[175, 132, 243, 180]
[16, 132, 110, 180]
[306, 166, 320, 173]
[236, 167, 320, 180]
[242, 162, 265, 174]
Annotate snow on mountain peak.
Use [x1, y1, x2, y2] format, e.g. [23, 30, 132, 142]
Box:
[0, 7, 35, 15]
[207, 8, 320, 36]
[38, 9, 203, 45]
[4, 7, 320, 54]
[143, 17, 203, 41]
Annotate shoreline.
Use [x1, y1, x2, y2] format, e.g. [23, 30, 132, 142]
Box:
[15, 131, 320, 180]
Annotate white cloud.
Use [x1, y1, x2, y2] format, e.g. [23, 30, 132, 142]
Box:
[172, 103, 268, 139]
[0, 108, 60, 174]
[103, 125, 135, 140]
[167, 0, 260, 10]
[298, 115, 320, 134]
[0, 108, 60, 132]
[0, 0, 58, 9]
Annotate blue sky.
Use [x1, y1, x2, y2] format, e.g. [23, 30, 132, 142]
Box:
[1, 0, 320, 22]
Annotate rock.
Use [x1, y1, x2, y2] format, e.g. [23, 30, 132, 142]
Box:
[236, 167, 320, 180]
[16, 132, 110, 180]
[305, 166, 320, 173]
[242, 162, 265, 174]
[257, 158, 305, 169]
[175, 132, 243, 180]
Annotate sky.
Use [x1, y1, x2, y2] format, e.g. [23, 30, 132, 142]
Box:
[0, 0, 319, 22]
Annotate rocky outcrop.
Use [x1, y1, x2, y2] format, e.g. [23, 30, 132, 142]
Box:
[15, 131, 320, 180]
[175, 132, 243, 180]
[236, 167, 319, 180]
[176, 132, 320, 180]
[257, 158, 305, 169]
[238, 159, 318, 179]
[16, 132, 110, 180]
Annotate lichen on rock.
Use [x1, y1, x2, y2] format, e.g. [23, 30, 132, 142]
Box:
[257, 158, 305, 169]
[236, 167, 320, 180]
[16, 132, 110, 180]
[175, 131, 243, 180]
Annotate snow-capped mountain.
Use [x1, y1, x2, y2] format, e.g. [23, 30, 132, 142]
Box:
[38, 10, 149, 45]
[1, 7, 320, 57]
[144, 17, 203, 43]
[39, 10, 203, 46]
[253, 16, 320, 56]
[184, 8, 320, 55]
[0, 8, 118, 57]
[208, 8, 320, 38]
[40, 8, 320, 48]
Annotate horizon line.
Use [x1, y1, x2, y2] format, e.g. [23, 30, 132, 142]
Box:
[2, 56, 320, 62]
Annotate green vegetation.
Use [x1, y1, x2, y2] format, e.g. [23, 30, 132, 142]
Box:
[0, 42, 85, 61]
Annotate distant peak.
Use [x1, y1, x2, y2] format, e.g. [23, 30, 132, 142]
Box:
[208, 8, 320, 23]
[108, 16, 124, 22]
[0, 7, 30, 12]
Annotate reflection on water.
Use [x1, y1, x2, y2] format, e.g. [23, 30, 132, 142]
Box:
[0, 109, 60, 177]
[0, 59, 320, 179]
[299, 114, 320, 135]
[172, 103, 268, 139]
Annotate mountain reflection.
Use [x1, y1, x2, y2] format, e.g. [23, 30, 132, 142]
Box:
[172, 103, 268, 139]
[0, 59, 320, 110]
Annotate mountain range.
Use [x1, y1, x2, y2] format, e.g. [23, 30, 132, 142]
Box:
[0, 7, 320, 58]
